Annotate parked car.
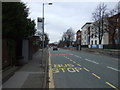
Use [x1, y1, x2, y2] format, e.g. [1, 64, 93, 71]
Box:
[53, 46, 58, 51]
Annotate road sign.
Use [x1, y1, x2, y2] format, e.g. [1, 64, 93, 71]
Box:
[37, 17, 43, 31]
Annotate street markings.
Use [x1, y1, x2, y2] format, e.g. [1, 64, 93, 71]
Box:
[79, 56, 82, 58]
[106, 66, 120, 72]
[51, 52, 119, 89]
[49, 51, 55, 88]
[74, 55, 82, 58]
[77, 64, 81, 66]
[51, 54, 70, 56]
[64, 56, 119, 89]
[53, 64, 74, 68]
[60, 68, 65, 72]
[85, 58, 99, 64]
[83, 67, 90, 72]
[75, 55, 79, 58]
[73, 61, 76, 63]
[92, 73, 101, 79]
[105, 82, 119, 90]
[64, 56, 70, 60]
[74, 67, 82, 72]
[70, 54, 73, 55]
[52, 64, 83, 73]
[67, 68, 77, 72]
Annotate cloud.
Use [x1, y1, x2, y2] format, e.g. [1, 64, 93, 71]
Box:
[21, 1, 118, 43]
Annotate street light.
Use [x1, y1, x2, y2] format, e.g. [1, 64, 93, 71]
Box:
[41, 3, 52, 66]
[42, 3, 52, 51]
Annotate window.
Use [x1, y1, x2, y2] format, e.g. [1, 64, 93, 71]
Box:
[117, 18, 119, 23]
[91, 40, 93, 45]
[95, 35, 97, 38]
[91, 34, 94, 38]
[95, 40, 97, 44]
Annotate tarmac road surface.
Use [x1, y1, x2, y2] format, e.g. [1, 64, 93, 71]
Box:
[49, 48, 119, 89]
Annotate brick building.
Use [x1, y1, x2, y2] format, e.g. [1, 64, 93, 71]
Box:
[108, 13, 120, 45]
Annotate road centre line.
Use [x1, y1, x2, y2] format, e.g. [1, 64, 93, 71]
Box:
[64, 56, 82, 67]
[85, 58, 99, 64]
[106, 66, 120, 72]
[79, 56, 82, 58]
[64, 56, 83, 67]
[74, 55, 82, 58]
[75, 55, 79, 57]
[105, 82, 119, 90]
[73, 61, 76, 63]
[64, 56, 69, 59]
[92, 73, 101, 79]
[64, 56, 71, 61]
[69, 59, 73, 61]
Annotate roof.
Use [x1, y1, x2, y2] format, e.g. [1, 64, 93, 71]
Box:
[76, 30, 81, 33]
[76, 30, 81, 34]
[109, 13, 120, 19]
[81, 22, 92, 29]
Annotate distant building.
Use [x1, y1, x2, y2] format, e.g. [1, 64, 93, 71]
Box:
[76, 30, 81, 50]
[81, 22, 92, 45]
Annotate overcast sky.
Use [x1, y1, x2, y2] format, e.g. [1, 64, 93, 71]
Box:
[21, 0, 118, 43]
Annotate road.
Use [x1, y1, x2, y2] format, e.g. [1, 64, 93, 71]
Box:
[49, 48, 119, 89]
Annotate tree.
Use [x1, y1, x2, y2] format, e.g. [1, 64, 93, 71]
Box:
[92, 3, 108, 44]
[60, 28, 75, 47]
[44, 33, 49, 47]
[25, 19, 36, 37]
[66, 28, 75, 42]
[2, 2, 36, 39]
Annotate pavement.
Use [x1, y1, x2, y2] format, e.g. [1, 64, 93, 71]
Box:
[2, 48, 49, 89]
[50, 48, 119, 89]
[68, 47, 120, 59]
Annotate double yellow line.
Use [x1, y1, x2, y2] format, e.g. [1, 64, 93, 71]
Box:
[49, 51, 55, 88]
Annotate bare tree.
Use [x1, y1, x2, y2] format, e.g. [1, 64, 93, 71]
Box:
[65, 28, 75, 47]
[60, 28, 75, 47]
[92, 3, 108, 44]
[66, 28, 75, 41]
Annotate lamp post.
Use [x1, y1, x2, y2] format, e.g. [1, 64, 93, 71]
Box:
[41, 3, 52, 66]
[42, 3, 52, 51]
